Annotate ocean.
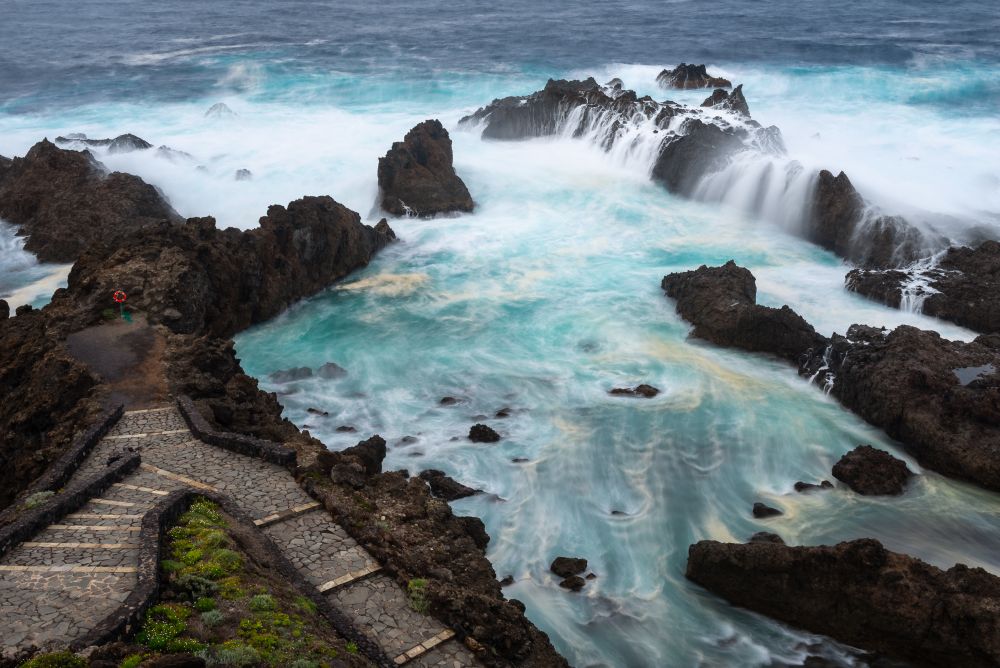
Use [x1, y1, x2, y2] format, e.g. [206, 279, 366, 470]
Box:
[2, 1, 999, 665]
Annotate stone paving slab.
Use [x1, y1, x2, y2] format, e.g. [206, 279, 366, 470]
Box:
[410, 639, 478, 668]
[329, 574, 449, 658]
[263, 511, 377, 587]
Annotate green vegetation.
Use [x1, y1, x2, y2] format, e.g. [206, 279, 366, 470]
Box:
[23, 490, 55, 510]
[20, 652, 87, 668]
[132, 497, 352, 667]
[407, 578, 429, 613]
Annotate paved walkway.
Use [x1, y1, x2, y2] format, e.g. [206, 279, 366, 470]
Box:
[0, 406, 477, 667]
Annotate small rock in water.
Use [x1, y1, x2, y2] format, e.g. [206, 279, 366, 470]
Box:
[268, 366, 313, 383]
[205, 102, 236, 118]
[336, 425, 357, 433]
[559, 575, 586, 592]
[511, 457, 530, 463]
[469, 423, 500, 443]
[306, 407, 329, 416]
[317, 361, 347, 379]
[108, 133, 153, 154]
[234, 168, 253, 181]
[495, 407, 512, 418]
[499, 575, 514, 587]
[610, 509, 627, 516]
[439, 396, 460, 406]
[398, 435, 419, 445]
[794, 480, 834, 493]
[609, 384, 660, 398]
[752, 502, 783, 518]
[550, 556, 588, 578]
[832, 445, 913, 496]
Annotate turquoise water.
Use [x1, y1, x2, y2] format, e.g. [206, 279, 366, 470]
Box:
[2, 2, 1000, 662]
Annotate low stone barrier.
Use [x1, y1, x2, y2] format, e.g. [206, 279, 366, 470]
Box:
[176, 395, 296, 467]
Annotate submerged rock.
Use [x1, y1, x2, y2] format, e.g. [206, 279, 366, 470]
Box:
[752, 502, 783, 518]
[847, 240, 1000, 333]
[0, 139, 180, 262]
[832, 445, 913, 495]
[661, 260, 828, 364]
[558, 575, 586, 592]
[469, 423, 500, 443]
[419, 469, 482, 501]
[234, 168, 253, 181]
[205, 102, 236, 118]
[377, 119, 473, 217]
[550, 556, 588, 578]
[608, 384, 660, 398]
[269, 366, 313, 383]
[687, 538, 1000, 667]
[316, 361, 347, 379]
[656, 63, 732, 90]
[794, 480, 833, 493]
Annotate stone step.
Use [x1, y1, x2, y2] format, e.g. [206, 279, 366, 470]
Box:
[1, 542, 140, 570]
[139, 463, 216, 491]
[408, 636, 479, 667]
[63, 510, 144, 527]
[104, 429, 189, 440]
[263, 511, 378, 587]
[317, 563, 382, 593]
[393, 629, 456, 666]
[253, 501, 321, 527]
[328, 573, 451, 659]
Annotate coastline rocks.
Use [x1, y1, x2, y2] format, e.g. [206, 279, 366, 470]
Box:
[63, 195, 395, 337]
[686, 538, 1000, 667]
[808, 170, 937, 268]
[656, 63, 732, 90]
[651, 118, 748, 194]
[608, 384, 660, 398]
[377, 119, 473, 217]
[794, 480, 833, 493]
[802, 325, 1000, 492]
[108, 133, 153, 154]
[550, 556, 588, 578]
[469, 424, 500, 443]
[317, 362, 347, 379]
[419, 469, 482, 501]
[205, 102, 236, 118]
[700, 84, 750, 117]
[846, 240, 1000, 333]
[0, 139, 180, 262]
[0, 300, 8, 319]
[269, 366, 312, 383]
[661, 260, 828, 363]
[317, 434, 387, 488]
[832, 445, 913, 495]
[752, 502, 782, 518]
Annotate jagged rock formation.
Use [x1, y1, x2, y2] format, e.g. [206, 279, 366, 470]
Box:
[832, 445, 913, 495]
[847, 240, 1000, 333]
[687, 537, 1000, 667]
[656, 63, 732, 89]
[662, 261, 1000, 492]
[0, 139, 180, 262]
[377, 119, 473, 216]
[661, 260, 827, 363]
[461, 77, 936, 269]
[53, 133, 152, 153]
[701, 84, 749, 116]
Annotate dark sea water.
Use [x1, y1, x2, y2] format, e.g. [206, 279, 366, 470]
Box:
[2, 2, 999, 666]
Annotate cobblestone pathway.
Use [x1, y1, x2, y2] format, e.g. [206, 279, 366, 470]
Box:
[1, 406, 478, 666]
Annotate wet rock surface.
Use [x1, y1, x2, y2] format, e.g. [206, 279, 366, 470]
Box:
[419, 469, 482, 501]
[700, 84, 750, 116]
[377, 119, 473, 217]
[752, 502, 782, 518]
[661, 260, 828, 363]
[469, 423, 500, 443]
[608, 384, 660, 398]
[0, 139, 180, 262]
[846, 240, 1000, 333]
[687, 538, 1000, 667]
[656, 63, 732, 89]
[832, 445, 913, 496]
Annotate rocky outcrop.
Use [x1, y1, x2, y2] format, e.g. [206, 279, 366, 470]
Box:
[752, 502, 782, 518]
[808, 170, 938, 268]
[608, 384, 660, 398]
[664, 261, 1000, 493]
[700, 84, 749, 116]
[661, 260, 828, 363]
[846, 240, 1000, 333]
[686, 538, 1000, 667]
[650, 118, 748, 194]
[0, 139, 180, 262]
[832, 445, 913, 495]
[656, 64, 732, 90]
[469, 424, 500, 443]
[803, 325, 1000, 492]
[61, 196, 395, 337]
[377, 120, 473, 217]
[419, 470, 481, 501]
[53, 133, 152, 153]
[0, 308, 107, 508]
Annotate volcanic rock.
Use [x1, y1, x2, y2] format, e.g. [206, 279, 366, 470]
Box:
[832, 445, 913, 495]
[661, 260, 828, 363]
[558, 575, 585, 592]
[0, 139, 180, 262]
[234, 168, 253, 181]
[377, 119, 473, 217]
[317, 362, 347, 379]
[700, 84, 750, 117]
[752, 502, 782, 518]
[608, 384, 660, 398]
[269, 366, 313, 383]
[686, 538, 1000, 667]
[0, 300, 8, 319]
[794, 480, 833, 493]
[205, 102, 236, 118]
[419, 469, 482, 501]
[847, 240, 1000, 333]
[749, 532, 785, 544]
[108, 133, 153, 154]
[469, 424, 500, 443]
[550, 556, 587, 578]
[651, 119, 747, 194]
[656, 63, 732, 89]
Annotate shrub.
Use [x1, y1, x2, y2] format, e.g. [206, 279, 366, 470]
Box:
[249, 593, 276, 612]
[289, 660, 320, 668]
[23, 491, 55, 510]
[200, 610, 225, 628]
[407, 578, 429, 613]
[293, 596, 317, 615]
[175, 574, 218, 600]
[210, 548, 242, 574]
[136, 604, 190, 650]
[345, 641, 358, 654]
[21, 651, 87, 668]
[201, 643, 260, 667]
[161, 559, 185, 574]
[119, 654, 147, 668]
[195, 597, 216, 612]
[218, 576, 245, 600]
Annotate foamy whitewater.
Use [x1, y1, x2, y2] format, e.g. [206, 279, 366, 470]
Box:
[2, 1, 1000, 665]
